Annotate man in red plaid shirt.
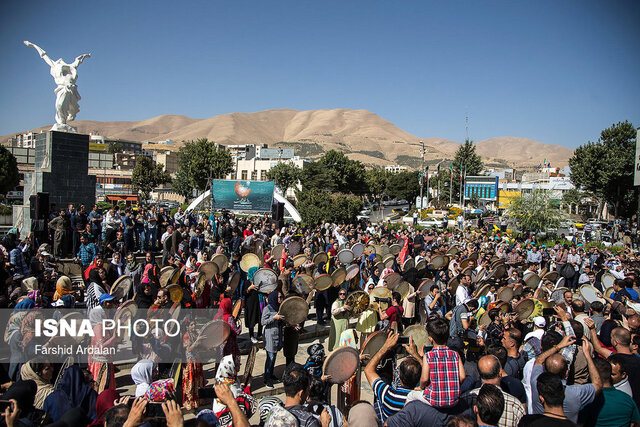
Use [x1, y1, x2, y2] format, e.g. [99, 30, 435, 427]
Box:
[420, 317, 466, 407]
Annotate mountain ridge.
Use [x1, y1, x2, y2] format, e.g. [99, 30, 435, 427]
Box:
[1, 108, 573, 169]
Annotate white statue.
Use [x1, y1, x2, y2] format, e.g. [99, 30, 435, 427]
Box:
[24, 41, 91, 133]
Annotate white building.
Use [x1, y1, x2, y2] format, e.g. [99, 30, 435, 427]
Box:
[11, 132, 43, 148]
[385, 165, 407, 173]
[226, 144, 308, 199]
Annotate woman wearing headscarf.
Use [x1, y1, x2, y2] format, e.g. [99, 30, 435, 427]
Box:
[53, 276, 75, 301]
[214, 297, 241, 368]
[182, 318, 204, 410]
[328, 287, 350, 351]
[244, 266, 263, 343]
[212, 355, 257, 427]
[261, 291, 284, 388]
[88, 388, 120, 427]
[19, 360, 54, 410]
[131, 359, 155, 398]
[347, 402, 381, 427]
[87, 305, 117, 393]
[43, 365, 98, 422]
[134, 282, 154, 309]
[4, 311, 26, 381]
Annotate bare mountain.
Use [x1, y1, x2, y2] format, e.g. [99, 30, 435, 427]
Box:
[2, 109, 573, 168]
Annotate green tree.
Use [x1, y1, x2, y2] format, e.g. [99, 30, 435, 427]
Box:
[386, 171, 420, 206]
[300, 161, 335, 192]
[569, 121, 636, 218]
[0, 145, 20, 194]
[266, 162, 302, 197]
[364, 167, 388, 202]
[295, 188, 363, 225]
[174, 138, 233, 198]
[131, 155, 172, 202]
[0, 146, 19, 195]
[508, 190, 561, 233]
[317, 150, 367, 195]
[427, 166, 453, 208]
[107, 141, 123, 154]
[451, 140, 484, 202]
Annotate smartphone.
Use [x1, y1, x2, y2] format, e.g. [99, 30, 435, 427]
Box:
[542, 308, 555, 317]
[145, 402, 165, 418]
[198, 387, 217, 399]
[0, 401, 13, 412]
[398, 336, 410, 345]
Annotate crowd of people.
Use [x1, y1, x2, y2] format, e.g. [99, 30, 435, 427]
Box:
[0, 201, 639, 427]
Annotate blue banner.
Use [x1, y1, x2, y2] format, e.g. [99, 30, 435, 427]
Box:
[211, 179, 275, 212]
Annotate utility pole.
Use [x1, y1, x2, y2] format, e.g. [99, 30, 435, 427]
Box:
[437, 162, 442, 206]
[449, 162, 453, 206]
[419, 140, 424, 217]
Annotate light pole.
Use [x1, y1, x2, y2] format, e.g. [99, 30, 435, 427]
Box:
[419, 141, 424, 218]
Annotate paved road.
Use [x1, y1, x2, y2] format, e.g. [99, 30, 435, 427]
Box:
[368, 203, 410, 223]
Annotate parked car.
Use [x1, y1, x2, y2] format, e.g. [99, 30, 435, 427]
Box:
[397, 199, 408, 205]
[359, 208, 372, 215]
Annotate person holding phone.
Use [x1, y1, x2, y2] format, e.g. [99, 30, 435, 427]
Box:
[363, 332, 422, 422]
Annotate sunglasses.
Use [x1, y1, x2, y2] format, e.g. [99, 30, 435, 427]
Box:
[339, 292, 347, 295]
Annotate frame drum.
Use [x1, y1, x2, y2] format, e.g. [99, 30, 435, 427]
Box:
[402, 325, 432, 350]
[601, 273, 615, 290]
[292, 274, 314, 295]
[361, 330, 387, 359]
[402, 257, 415, 272]
[345, 290, 370, 318]
[293, 254, 307, 268]
[254, 268, 278, 294]
[197, 262, 218, 282]
[370, 287, 392, 310]
[497, 286, 514, 303]
[323, 346, 360, 384]
[212, 254, 229, 274]
[312, 252, 328, 266]
[384, 272, 402, 289]
[331, 267, 347, 287]
[228, 271, 241, 293]
[345, 264, 360, 281]
[315, 274, 333, 291]
[240, 253, 260, 273]
[278, 296, 309, 326]
[110, 275, 133, 301]
[351, 243, 365, 258]
[198, 320, 231, 349]
[338, 249, 355, 265]
[579, 284, 604, 304]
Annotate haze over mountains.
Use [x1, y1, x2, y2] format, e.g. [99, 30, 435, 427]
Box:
[3, 108, 574, 169]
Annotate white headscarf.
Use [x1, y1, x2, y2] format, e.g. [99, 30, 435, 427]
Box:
[131, 359, 155, 397]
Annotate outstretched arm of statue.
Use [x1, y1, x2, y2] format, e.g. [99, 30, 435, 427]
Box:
[24, 41, 54, 67]
[72, 53, 91, 67]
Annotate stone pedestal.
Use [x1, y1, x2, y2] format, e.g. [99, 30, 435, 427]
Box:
[21, 131, 96, 233]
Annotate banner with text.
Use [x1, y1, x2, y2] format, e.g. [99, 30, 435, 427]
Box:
[211, 179, 274, 212]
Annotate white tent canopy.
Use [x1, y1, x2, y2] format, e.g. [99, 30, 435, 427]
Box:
[186, 189, 301, 222]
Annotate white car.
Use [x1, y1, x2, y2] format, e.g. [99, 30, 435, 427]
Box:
[359, 208, 372, 215]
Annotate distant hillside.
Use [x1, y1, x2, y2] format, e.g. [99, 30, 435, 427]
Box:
[1, 108, 573, 168]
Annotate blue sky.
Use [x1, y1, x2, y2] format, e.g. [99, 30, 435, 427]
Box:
[1, 1, 638, 148]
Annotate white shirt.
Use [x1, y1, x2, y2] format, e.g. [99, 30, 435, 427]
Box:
[455, 285, 470, 306]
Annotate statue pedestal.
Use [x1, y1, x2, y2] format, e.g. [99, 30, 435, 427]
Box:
[23, 130, 96, 209]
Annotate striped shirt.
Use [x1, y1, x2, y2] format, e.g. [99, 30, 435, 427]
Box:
[372, 378, 411, 421]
